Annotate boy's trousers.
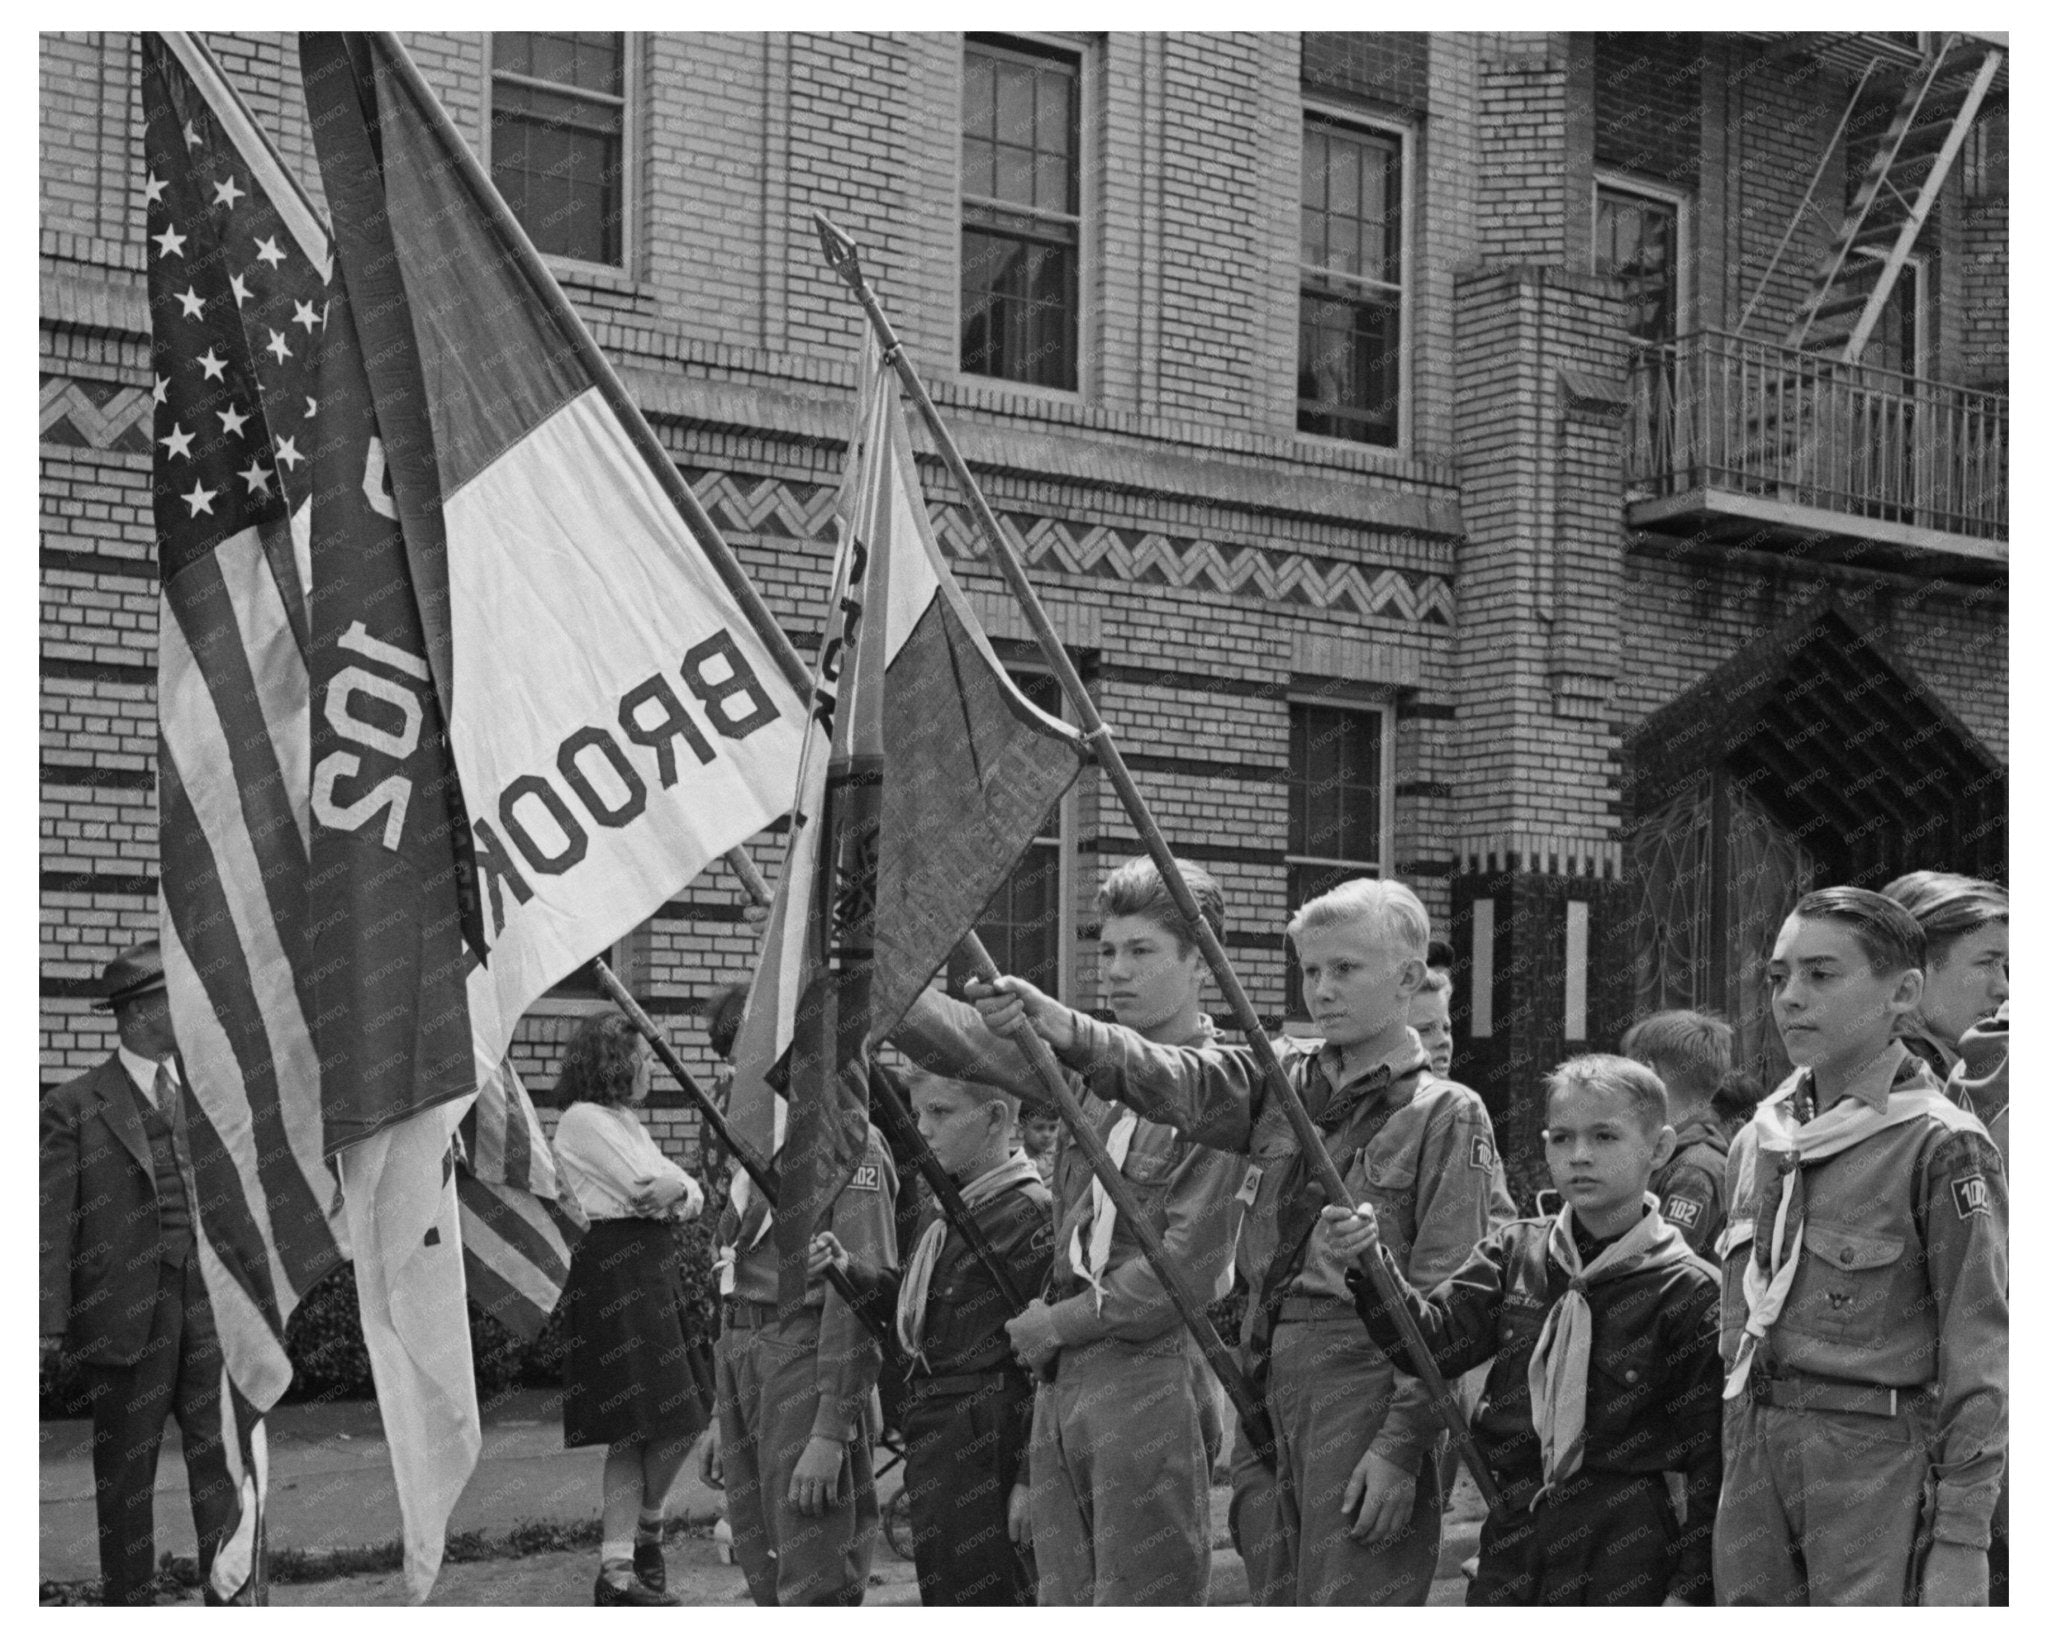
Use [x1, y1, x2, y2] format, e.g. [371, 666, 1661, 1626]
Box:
[1269, 1310, 1443, 1605]
[1227, 1416, 1295, 1605]
[1469, 1469, 1679, 1605]
[1715, 1394, 1932, 1605]
[899, 1372, 1036, 1606]
[714, 1308, 878, 1606]
[1031, 1329, 1213, 1605]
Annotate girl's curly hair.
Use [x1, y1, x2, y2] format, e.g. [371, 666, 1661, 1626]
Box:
[556, 1010, 643, 1106]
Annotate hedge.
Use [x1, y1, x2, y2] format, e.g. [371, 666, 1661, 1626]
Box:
[40, 1203, 729, 1415]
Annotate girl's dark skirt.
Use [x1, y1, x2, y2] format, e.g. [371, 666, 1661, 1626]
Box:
[561, 1218, 713, 1449]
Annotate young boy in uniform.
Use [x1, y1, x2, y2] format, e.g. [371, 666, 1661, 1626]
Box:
[1717, 887, 2007, 1606]
[970, 878, 1511, 1605]
[1323, 1054, 1721, 1604]
[702, 1114, 899, 1606]
[1619, 1010, 1734, 1259]
[891, 858, 1245, 1605]
[807, 1070, 1055, 1605]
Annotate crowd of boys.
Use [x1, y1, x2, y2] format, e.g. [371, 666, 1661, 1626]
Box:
[689, 858, 2006, 1609]
[45, 859, 2005, 1608]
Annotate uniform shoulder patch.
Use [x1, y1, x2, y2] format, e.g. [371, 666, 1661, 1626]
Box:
[847, 1163, 881, 1193]
[1468, 1133, 1495, 1173]
[1951, 1174, 1990, 1220]
[1664, 1196, 1703, 1229]
[1028, 1221, 1056, 1255]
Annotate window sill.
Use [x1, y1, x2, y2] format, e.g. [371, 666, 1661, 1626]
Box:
[545, 256, 648, 302]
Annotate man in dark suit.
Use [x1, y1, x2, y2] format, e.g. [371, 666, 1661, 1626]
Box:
[40, 939, 235, 1605]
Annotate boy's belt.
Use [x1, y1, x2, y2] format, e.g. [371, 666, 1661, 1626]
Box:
[1750, 1366, 1933, 1418]
[904, 1366, 1030, 1399]
[1276, 1293, 1358, 1324]
[721, 1298, 782, 1330]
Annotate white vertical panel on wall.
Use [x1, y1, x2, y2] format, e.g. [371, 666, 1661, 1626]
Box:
[1470, 898, 1494, 1038]
[1565, 899, 1589, 1042]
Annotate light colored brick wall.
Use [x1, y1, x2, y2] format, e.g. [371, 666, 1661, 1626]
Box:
[38, 29, 2006, 1103]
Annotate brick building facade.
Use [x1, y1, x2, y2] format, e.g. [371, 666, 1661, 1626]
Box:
[40, 31, 2007, 1193]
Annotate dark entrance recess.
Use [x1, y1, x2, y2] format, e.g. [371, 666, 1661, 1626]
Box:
[1623, 595, 2006, 1084]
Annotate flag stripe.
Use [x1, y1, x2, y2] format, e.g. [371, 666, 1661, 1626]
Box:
[192, 1216, 296, 1413]
[214, 524, 311, 851]
[162, 551, 314, 997]
[178, 1050, 297, 1342]
[157, 745, 334, 1283]
[459, 1173, 572, 1283]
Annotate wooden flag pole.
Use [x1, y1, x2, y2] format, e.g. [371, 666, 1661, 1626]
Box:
[815, 211, 1496, 1508]
[719, 842, 1032, 1317]
[590, 958, 895, 1352]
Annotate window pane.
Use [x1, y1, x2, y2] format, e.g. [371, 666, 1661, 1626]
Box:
[1595, 186, 1680, 346]
[962, 135, 995, 199]
[492, 33, 626, 268]
[962, 42, 1080, 388]
[493, 33, 532, 76]
[1297, 292, 1400, 445]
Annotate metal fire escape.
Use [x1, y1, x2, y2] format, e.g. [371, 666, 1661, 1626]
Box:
[1745, 33, 2004, 363]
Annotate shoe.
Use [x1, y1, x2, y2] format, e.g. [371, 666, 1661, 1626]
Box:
[632, 1539, 666, 1592]
[594, 1571, 680, 1607]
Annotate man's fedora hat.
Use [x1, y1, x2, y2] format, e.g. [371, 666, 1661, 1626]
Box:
[94, 939, 168, 1010]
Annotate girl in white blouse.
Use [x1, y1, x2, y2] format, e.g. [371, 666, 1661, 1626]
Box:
[552, 1012, 707, 1606]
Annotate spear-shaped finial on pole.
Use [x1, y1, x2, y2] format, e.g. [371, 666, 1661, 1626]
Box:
[814, 210, 861, 286]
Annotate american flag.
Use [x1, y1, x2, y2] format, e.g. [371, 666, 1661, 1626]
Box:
[458, 1060, 588, 1343]
[142, 35, 588, 1592]
[141, 30, 341, 1600]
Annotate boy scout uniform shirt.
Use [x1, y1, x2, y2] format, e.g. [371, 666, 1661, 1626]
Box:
[1721, 1045, 2008, 1549]
[1348, 1212, 1723, 1595]
[892, 992, 1246, 1348]
[1651, 1115, 1729, 1259]
[717, 1124, 899, 1441]
[847, 1175, 1057, 1374]
[1052, 1015, 1508, 1475]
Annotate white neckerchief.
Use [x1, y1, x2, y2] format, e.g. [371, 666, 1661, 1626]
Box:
[897, 1153, 1041, 1367]
[1068, 1108, 1139, 1314]
[715, 1095, 786, 1296]
[1724, 1044, 1949, 1398]
[1526, 1198, 1691, 1501]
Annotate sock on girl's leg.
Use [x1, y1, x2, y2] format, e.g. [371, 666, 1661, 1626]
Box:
[600, 1541, 636, 1585]
[636, 1508, 665, 1544]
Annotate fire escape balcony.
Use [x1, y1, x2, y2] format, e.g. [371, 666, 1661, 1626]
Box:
[1622, 330, 2007, 576]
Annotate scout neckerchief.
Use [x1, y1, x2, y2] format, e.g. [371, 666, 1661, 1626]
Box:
[1065, 1014, 1218, 1314]
[1723, 1042, 1952, 1398]
[1526, 1197, 1691, 1501]
[898, 1151, 1041, 1367]
[714, 1093, 786, 1296]
[1068, 1108, 1139, 1313]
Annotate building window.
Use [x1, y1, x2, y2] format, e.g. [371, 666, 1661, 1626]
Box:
[490, 32, 627, 267]
[960, 36, 1080, 391]
[1285, 699, 1392, 1018]
[1298, 115, 1403, 446]
[953, 671, 1070, 999]
[1594, 179, 1682, 345]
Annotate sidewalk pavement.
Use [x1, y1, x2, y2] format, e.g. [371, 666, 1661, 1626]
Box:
[41, 1389, 1483, 1604]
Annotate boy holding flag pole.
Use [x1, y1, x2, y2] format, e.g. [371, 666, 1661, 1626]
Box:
[814, 211, 1504, 1605]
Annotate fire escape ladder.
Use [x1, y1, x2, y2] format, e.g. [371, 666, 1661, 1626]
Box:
[1783, 35, 2004, 362]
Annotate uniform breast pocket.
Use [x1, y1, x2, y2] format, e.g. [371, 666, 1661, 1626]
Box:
[1356, 1152, 1418, 1257]
[1120, 1142, 1182, 1192]
[1797, 1223, 1907, 1343]
[1587, 1336, 1659, 1432]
